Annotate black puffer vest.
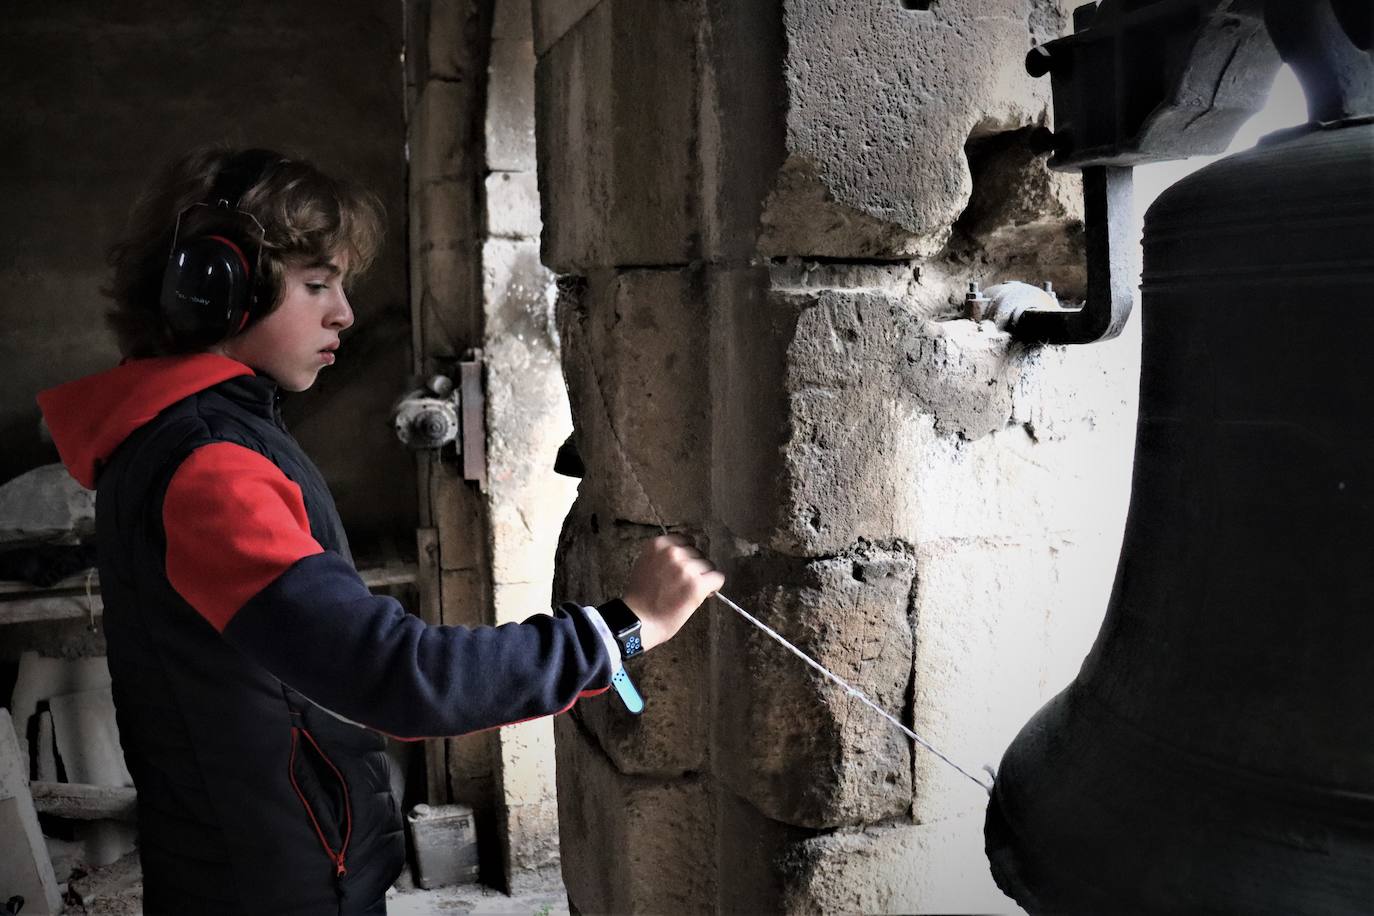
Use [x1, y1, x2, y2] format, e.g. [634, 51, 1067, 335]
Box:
[95, 375, 403, 914]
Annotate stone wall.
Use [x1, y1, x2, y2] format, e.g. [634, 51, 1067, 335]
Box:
[537, 0, 1139, 912]
[483, 0, 580, 893]
[407, 0, 578, 891]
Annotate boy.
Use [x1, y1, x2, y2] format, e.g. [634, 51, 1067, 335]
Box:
[37, 147, 722, 914]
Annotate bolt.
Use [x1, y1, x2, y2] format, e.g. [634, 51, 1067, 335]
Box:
[419, 413, 447, 442]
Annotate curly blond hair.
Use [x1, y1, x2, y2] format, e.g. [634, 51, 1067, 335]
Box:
[105, 147, 385, 357]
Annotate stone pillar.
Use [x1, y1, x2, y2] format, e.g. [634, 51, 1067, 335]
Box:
[483, 0, 579, 893]
[409, 0, 579, 893]
[536, 0, 1139, 911]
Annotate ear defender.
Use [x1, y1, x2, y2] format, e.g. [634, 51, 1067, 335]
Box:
[160, 150, 281, 349]
[159, 232, 256, 348]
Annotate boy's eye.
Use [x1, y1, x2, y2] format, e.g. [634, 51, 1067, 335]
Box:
[305, 282, 329, 293]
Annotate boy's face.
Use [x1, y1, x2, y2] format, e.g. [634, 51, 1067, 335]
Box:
[217, 254, 353, 392]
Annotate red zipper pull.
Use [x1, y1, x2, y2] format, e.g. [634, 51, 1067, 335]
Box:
[336, 856, 348, 878]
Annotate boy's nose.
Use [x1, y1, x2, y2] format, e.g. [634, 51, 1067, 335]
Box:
[330, 292, 354, 331]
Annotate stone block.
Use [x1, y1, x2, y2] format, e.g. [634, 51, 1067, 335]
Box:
[552, 502, 711, 777]
[715, 259, 1137, 557]
[415, 179, 481, 252]
[780, 813, 1014, 915]
[493, 0, 533, 41]
[483, 334, 577, 605]
[535, 0, 702, 271]
[712, 545, 914, 829]
[11, 650, 112, 763]
[753, 0, 1061, 259]
[707, 268, 795, 545]
[482, 239, 557, 345]
[555, 714, 716, 914]
[486, 170, 542, 239]
[905, 536, 1119, 824]
[713, 785, 819, 914]
[533, 0, 603, 56]
[558, 268, 711, 529]
[0, 462, 95, 546]
[713, 267, 1048, 556]
[409, 79, 480, 184]
[497, 717, 555, 808]
[496, 719, 561, 893]
[49, 687, 133, 789]
[421, 0, 476, 83]
[487, 38, 537, 172]
[0, 709, 63, 915]
[47, 684, 139, 869]
[949, 128, 1088, 296]
[501, 798, 561, 892]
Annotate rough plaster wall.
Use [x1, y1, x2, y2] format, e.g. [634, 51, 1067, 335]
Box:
[536, 0, 1139, 912]
[0, 1, 413, 560]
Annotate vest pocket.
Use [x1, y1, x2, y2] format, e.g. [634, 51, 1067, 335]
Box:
[288, 725, 353, 877]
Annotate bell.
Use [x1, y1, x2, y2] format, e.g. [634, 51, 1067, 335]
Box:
[986, 2, 1374, 913]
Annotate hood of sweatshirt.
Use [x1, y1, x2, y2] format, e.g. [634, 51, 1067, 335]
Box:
[36, 354, 256, 489]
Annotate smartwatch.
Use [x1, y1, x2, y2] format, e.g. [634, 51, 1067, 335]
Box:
[597, 598, 644, 660]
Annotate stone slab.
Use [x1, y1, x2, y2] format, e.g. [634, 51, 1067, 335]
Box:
[35, 710, 57, 782]
[31, 781, 138, 822]
[532, 0, 603, 57]
[557, 268, 711, 529]
[757, 0, 1061, 259]
[493, 0, 533, 41]
[486, 170, 542, 240]
[552, 502, 711, 776]
[781, 812, 1016, 915]
[0, 462, 94, 546]
[535, 0, 702, 271]
[48, 686, 138, 869]
[712, 545, 915, 830]
[487, 38, 537, 172]
[554, 714, 716, 914]
[711, 264, 1137, 557]
[49, 686, 133, 789]
[11, 651, 112, 762]
[0, 709, 63, 915]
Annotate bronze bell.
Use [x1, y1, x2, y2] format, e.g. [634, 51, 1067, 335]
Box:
[986, 1, 1374, 912]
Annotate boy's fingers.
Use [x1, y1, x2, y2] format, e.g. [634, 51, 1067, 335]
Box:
[701, 571, 726, 594]
[681, 558, 714, 576]
[659, 533, 691, 548]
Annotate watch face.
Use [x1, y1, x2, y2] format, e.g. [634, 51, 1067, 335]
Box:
[599, 598, 640, 633]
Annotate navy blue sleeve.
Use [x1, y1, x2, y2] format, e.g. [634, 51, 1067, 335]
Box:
[221, 551, 615, 738]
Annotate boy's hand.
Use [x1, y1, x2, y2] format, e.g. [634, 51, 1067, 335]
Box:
[622, 534, 725, 652]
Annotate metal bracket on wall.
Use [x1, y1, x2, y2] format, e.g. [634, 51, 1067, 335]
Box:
[391, 350, 487, 490]
[458, 351, 486, 490]
[1012, 0, 1283, 345]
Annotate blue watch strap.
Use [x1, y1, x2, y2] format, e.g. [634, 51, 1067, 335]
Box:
[611, 667, 644, 715]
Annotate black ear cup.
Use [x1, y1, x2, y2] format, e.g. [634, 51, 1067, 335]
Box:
[160, 150, 281, 349]
[160, 233, 255, 349]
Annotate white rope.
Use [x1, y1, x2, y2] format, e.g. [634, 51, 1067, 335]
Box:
[712, 591, 992, 793]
